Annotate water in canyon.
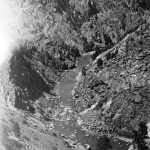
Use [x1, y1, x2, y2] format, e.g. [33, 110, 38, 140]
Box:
[53, 55, 131, 150]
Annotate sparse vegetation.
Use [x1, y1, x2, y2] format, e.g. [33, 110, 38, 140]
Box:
[1, 118, 8, 123]
[51, 131, 57, 137]
[12, 122, 20, 138]
[52, 145, 58, 150]
[22, 119, 28, 125]
[1, 124, 23, 150]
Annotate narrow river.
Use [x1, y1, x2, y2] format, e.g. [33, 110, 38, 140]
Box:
[53, 55, 131, 150]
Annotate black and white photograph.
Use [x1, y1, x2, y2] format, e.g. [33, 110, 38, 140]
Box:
[0, 0, 150, 150]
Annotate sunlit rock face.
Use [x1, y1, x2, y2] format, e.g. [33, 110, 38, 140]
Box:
[147, 122, 150, 138]
[0, 53, 15, 108]
[73, 24, 150, 137]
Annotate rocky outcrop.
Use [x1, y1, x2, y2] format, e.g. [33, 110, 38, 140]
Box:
[0, 48, 60, 116]
[73, 24, 150, 139]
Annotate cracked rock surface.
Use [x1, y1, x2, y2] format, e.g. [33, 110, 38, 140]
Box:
[73, 25, 150, 139]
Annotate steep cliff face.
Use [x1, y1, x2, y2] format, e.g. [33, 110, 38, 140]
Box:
[0, 48, 60, 116]
[73, 24, 150, 138]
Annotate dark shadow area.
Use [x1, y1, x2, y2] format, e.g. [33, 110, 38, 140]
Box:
[96, 135, 112, 150]
[88, 0, 99, 17]
[138, 0, 150, 10]
[9, 50, 51, 111]
[132, 122, 149, 150]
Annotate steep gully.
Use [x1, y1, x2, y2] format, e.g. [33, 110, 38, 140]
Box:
[52, 55, 130, 150]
